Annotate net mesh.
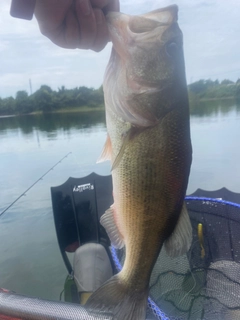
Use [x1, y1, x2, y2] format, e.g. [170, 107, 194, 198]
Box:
[148, 198, 240, 320]
[113, 197, 240, 320]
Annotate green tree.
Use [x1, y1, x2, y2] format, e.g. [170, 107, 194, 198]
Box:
[88, 87, 104, 107]
[221, 79, 234, 85]
[236, 83, 240, 101]
[188, 80, 207, 94]
[0, 97, 15, 115]
[33, 85, 56, 112]
[15, 90, 32, 114]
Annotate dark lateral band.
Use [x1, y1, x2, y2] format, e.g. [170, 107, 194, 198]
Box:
[10, 0, 36, 20]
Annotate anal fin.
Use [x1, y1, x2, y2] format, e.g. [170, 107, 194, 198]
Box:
[164, 202, 192, 258]
[100, 206, 125, 249]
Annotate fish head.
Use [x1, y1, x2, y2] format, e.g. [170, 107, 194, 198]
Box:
[105, 5, 189, 127]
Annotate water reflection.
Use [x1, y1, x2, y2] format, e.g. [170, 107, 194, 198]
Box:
[0, 100, 239, 137]
[0, 111, 106, 136]
[190, 99, 240, 117]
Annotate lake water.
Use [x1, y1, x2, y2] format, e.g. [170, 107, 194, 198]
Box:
[0, 100, 240, 301]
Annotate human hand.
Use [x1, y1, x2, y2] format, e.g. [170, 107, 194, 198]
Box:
[34, 0, 120, 52]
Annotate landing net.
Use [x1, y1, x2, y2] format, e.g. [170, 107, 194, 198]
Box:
[113, 196, 240, 320]
[1, 196, 240, 320]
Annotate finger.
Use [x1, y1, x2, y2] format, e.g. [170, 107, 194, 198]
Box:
[35, 1, 80, 49]
[90, 0, 109, 9]
[91, 8, 109, 52]
[35, 0, 72, 34]
[75, 0, 97, 49]
[105, 0, 120, 12]
[63, 9, 81, 48]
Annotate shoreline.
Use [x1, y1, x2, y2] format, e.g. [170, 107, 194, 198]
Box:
[0, 106, 105, 118]
[197, 96, 235, 102]
[1, 97, 239, 118]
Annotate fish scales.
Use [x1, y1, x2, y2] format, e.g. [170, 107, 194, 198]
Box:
[112, 110, 190, 281]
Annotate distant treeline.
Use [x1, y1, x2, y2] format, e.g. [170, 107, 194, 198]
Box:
[188, 78, 240, 103]
[0, 85, 104, 116]
[1, 79, 240, 116]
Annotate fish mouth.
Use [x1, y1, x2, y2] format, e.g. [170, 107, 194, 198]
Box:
[106, 4, 178, 32]
[140, 4, 178, 24]
[106, 5, 179, 59]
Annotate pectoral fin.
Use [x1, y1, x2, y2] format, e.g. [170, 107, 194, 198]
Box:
[112, 127, 144, 171]
[100, 206, 125, 249]
[111, 130, 132, 171]
[164, 203, 192, 257]
[97, 134, 112, 163]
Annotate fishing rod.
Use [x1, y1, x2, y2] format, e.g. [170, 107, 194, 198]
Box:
[0, 152, 72, 218]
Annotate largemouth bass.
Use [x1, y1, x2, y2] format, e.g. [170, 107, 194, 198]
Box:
[86, 5, 192, 320]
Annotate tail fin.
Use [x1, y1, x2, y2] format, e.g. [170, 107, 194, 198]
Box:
[85, 274, 148, 320]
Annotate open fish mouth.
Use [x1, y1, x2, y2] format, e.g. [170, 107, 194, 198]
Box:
[106, 5, 179, 50]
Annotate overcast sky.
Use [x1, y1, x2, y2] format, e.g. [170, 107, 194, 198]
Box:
[0, 0, 240, 98]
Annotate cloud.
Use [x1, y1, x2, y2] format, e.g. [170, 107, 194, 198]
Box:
[180, 0, 240, 82]
[0, 0, 240, 98]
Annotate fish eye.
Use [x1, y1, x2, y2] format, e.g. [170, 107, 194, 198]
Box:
[165, 42, 179, 57]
